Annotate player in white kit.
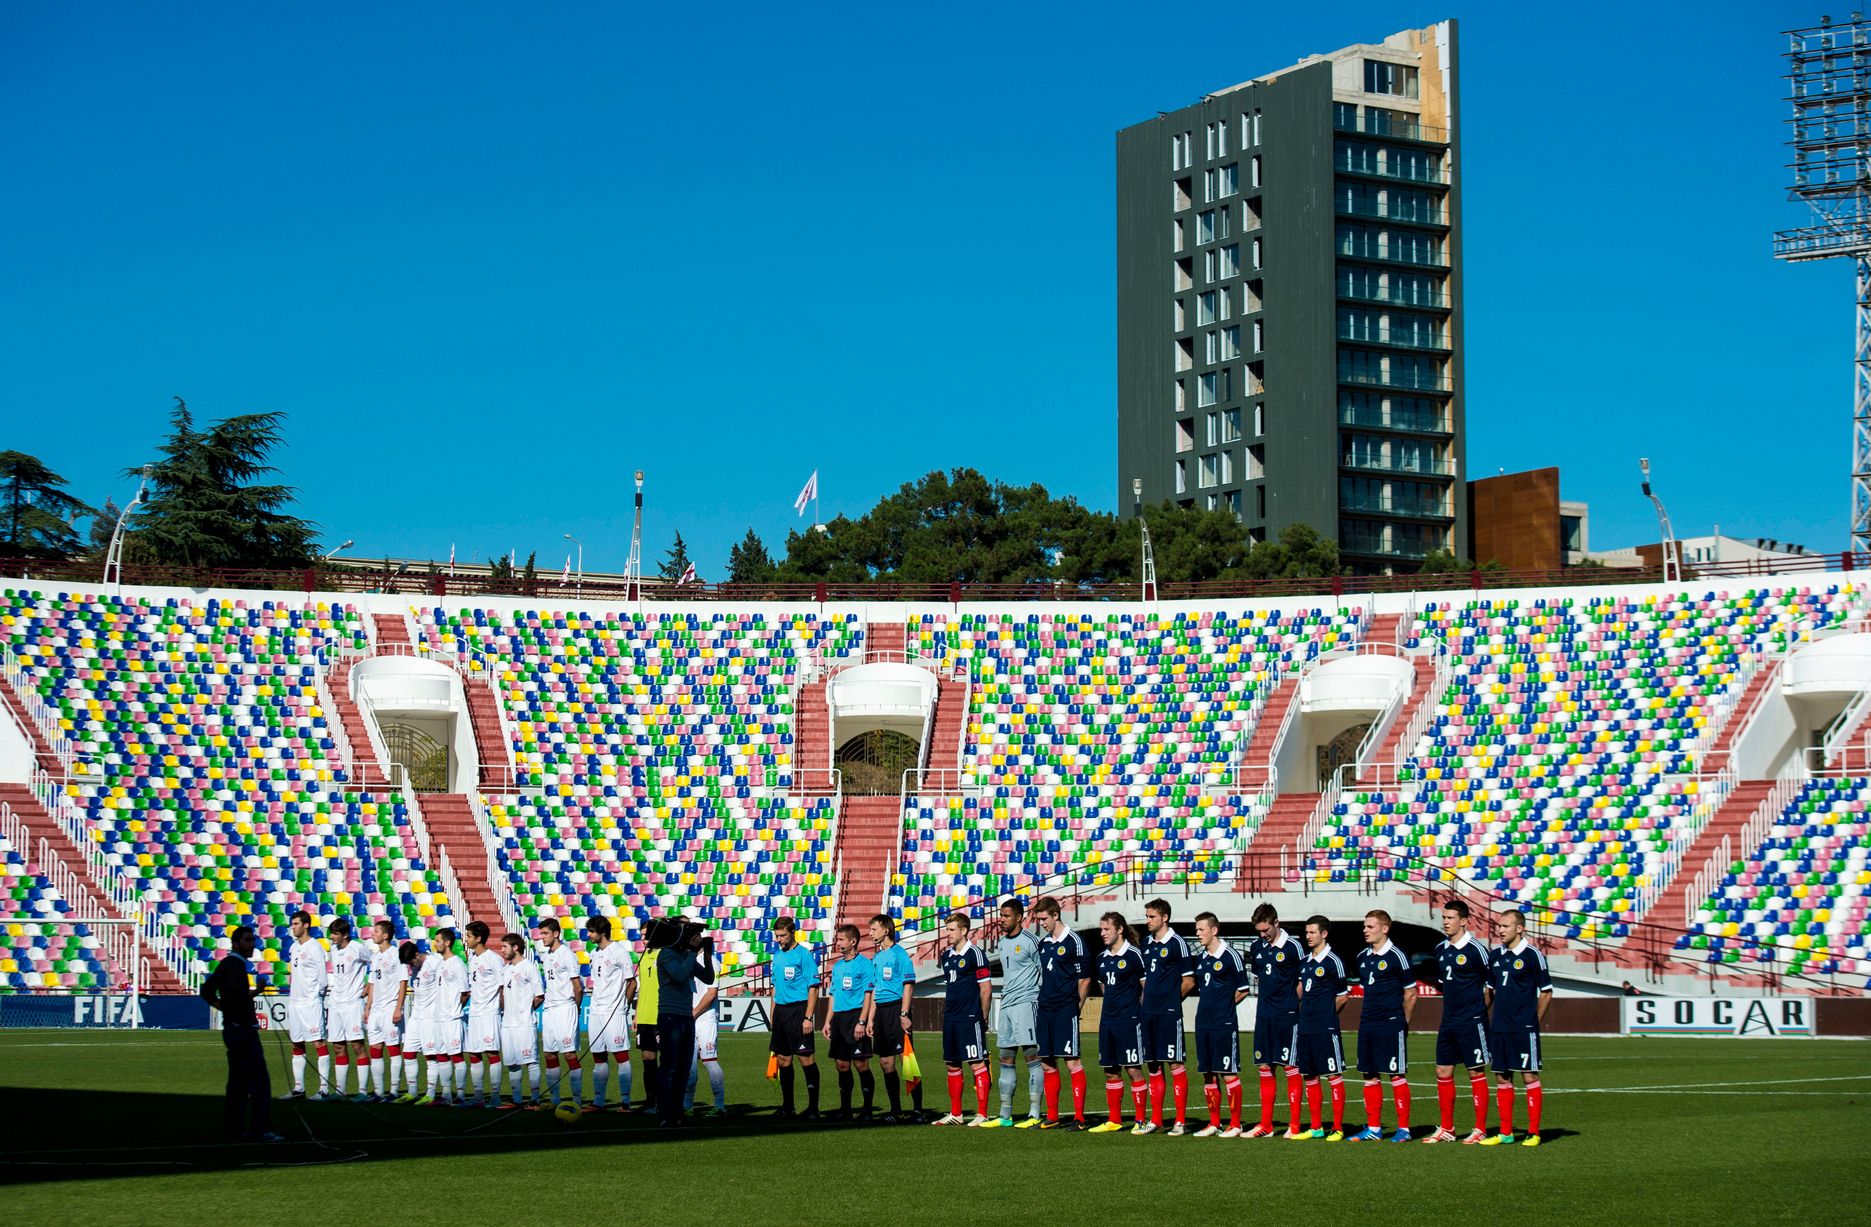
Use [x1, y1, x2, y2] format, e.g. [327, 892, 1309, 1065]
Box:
[395, 941, 430, 1102]
[582, 915, 637, 1112]
[326, 918, 372, 1100]
[365, 919, 409, 1102]
[426, 927, 469, 1105]
[684, 969, 728, 1117]
[284, 911, 330, 1099]
[460, 920, 505, 1108]
[535, 918, 584, 1111]
[498, 932, 544, 1108]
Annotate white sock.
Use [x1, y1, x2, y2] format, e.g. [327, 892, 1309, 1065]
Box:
[569, 1066, 583, 1103]
[619, 1059, 632, 1104]
[469, 1062, 483, 1095]
[593, 1061, 610, 1106]
[318, 1052, 333, 1093]
[403, 1054, 420, 1093]
[335, 1060, 351, 1094]
[488, 1061, 502, 1098]
[370, 1056, 385, 1095]
[439, 1062, 454, 1097]
[707, 1060, 726, 1110]
[546, 1062, 561, 1105]
[292, 1053, 307, 1092]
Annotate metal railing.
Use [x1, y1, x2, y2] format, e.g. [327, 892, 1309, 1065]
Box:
[1336, 240, 1450, 268]
[1682, 764, 1807, 928]
[1336, 200, 1449, 226]
[466, 790, 524, 936]
[1332, 113, 1449, 143]
[1334, 157, 1449, 185]
[0, 646, 79, 775]
[1337, 369, 1453, 394]
[1335, 325, 1450, 352]
[0, 797, 146, 999]
[1337, 283, 1451, 311]
[1338, 492, 1456, 517]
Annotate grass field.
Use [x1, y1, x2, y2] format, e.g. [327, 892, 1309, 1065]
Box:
[1, 1028, 1867, 1225]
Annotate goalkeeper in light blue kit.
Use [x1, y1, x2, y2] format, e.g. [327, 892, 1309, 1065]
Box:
[984, 898, 1046, 1128]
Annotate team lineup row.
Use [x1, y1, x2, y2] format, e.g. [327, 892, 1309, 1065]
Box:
[265, 897, 1555, 1143]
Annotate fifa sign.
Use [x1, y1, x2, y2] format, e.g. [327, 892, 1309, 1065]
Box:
[1622, 996, 1814, 1037]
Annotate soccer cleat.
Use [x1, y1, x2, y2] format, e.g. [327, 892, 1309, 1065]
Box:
[1421, 1128, 1459, 1144]
[1015, 1117, 1044, 1129]
[281, 1089, 306, 1100]
[1390, 1129, 1412, 1143]
[1243, 1125, 1278, 1139]
[1167, 1122, 1187, 1137]
[497, 1101, 520, 1111]
[1347, 1127, 1385, 1142]
[1131, 1122, 1159, 1136]
[527, 1101, 549, 1112]
[1323, 1130, 1345, 1142]
[702, 1107, 730, 1120]
[965, 1115, 991, 1128]
[1218, 1126, 1242, 1139]
[1088, 1120, 1126, 1133]
[1461, 1129, 1488, 1145]
[394, 1093, 418, 1105]
[1067, 1118, 1092, 1132]
[454, 1096, 482, 1109]
[1194, 1124, 1220, 1138]
[931, 1113, 966, 1126]
[1521, 1134, 1542, 1148]
[349, 1093, 374, 1104]
[1284, 1128, 1311, 1141]
[1479, 1133, 1517, 1146]
[428, 1096, 451, 1108]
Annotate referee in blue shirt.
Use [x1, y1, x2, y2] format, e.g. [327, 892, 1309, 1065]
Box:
[768, 915, 821, 1119]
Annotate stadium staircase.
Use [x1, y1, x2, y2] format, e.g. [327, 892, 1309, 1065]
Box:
[1635, 780, 1776, 933]
[1248, 792, 1319, 859]
[867, 621, 906, 660]
[326, 665, 394, 787]
[1360, 654, 1438, 782]
[463, 679, 513, 789]
[419, 794, 509, 935]
[0, 673, 65, 776]
[797, 687, 831, 778]
[833, 797, 900, 936]
[1701, 657, 1784, 773]
[371, 612, 413, 649]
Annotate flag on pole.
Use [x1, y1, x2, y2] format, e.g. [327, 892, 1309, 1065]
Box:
[562, 556, 572, 583]
[447, 543, 456, 575]
[509, 548, 516, 568]
[794, 470, 818, 517]
[678, 561, 696, 586]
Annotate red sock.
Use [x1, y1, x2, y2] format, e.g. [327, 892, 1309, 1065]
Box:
[1286, 1068, 1302, 1130]
[1364, 1081, 1383, 1128]
[1329, 1076, 1345, 1130]
[1527, 1080, 1543, 1136]
[1305, 1079, 1323, 1131]
[1070, 1068, 1087, 1121]
[1471, 1074, 1491, 1132]
[973, 1065, 991, 1115]
[1224, 1076, 1242, 1130]
[1497, 1083, 1516, 1134]
[1043, 1067, 1060, 1122]
[947, 1070, 964, 1116]
[1129, 1079, 1147, 1122]
[1437, 1075, 1456, 1132]
[1392, 1079, 1411, 1130]
[1171, 1068, 1188, 1125]
[1106, 1077, 1124, 1122]
[1258, 1068, 1276, 1131]
[1204, 1081, 1222, 1126]
[1148, 1071, 1165, 1125]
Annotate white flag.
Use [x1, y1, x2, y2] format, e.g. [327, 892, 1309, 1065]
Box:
[679, 561, 697, 586]
[562, 555, 572, 582]
[794, 470, 818, 517]
[448, 543, 455, 566]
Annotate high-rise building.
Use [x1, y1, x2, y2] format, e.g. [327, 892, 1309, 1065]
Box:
[1116, 20, 1465, 571]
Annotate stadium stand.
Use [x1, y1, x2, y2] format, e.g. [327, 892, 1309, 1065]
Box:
[0, 825, 115, 991]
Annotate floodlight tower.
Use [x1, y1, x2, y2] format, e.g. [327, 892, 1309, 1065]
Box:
[1774, 13, 1871, 553]
[1132, 478, 1157, 603]
[624, 470, 644, 602]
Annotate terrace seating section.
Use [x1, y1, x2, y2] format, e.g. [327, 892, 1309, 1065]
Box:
[1, 590, 454, 977]
[1680, 775, 1870, 979]
[0, 830, 116, 992]
[1304, 587, 1861, 937]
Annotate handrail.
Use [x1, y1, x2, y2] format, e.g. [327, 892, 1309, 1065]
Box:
[0, 798, 143, 994]
[336, 658, 399, 783]
[0, 645, 79, 775]
[466, 790, 524, 936]
[435, 842, 466, 932]
[403, 784, 433, 866]
[314, 668, 362, 785]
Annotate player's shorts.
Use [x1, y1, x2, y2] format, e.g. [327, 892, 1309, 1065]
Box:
[326, 1001, 365, 1043]
[367, 1008, 403, 1047]
[636, 1022, 661, 1054]
[1295, 1030, 1344, 1078]
[465, 1009, 501, 1054]
[943, 1014, 987, 1065]
[1036, 1004, 1081, 1060]
[500, 1025, 537, 1067]
[429, 1015, 464, 1057]
[287, 998, 325, 1044]
[540, 1003, 579, 1054]
[870, 1001, 906, 1057]
[1252, 1012, 1299, 1067]
[403, 1015, 431, 1056]
[995, 999, 1037, 1048]
[587, 1008, 631, 1055]
[1437, 1019, 1492, 1070]
[1194, 1026, 1240, 1074]
[695, 1009, 719, 1061]
[829, 1008, 872, 1061]
[1142, 1015, 1185, 1064]
[1357, 1022, 1408, 1076]
[1098, 1016, 1143, 1069]
[769, 1002, 815, 1057]
[1490, 1030, 1541, 1075]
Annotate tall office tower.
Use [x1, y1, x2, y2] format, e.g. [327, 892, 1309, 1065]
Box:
[1116, 21, 1464, 571]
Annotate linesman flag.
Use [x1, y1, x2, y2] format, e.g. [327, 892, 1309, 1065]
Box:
[794, 470, 818, 517]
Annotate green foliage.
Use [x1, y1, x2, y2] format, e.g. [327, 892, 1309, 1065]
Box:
[660, 530, 692, 581]
[726, 528, 776, 585]
[1417, 549, 1504, 575]
[127, 399, 318, 569]
[0, 450, 95, 558]
[521, 551, 538, 590]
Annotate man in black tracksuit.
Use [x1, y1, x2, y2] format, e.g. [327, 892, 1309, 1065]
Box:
[654, 923, 716, 1125]
[200, 925, 281, 1142]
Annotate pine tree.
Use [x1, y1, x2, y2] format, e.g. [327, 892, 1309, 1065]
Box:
[726, 528, 775, 585]
[660, 531, 692, 580]
[0, 451, 95, 558]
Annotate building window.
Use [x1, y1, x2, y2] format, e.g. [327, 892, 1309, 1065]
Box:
[1219, 286, 1233, 320]
[1173, 298, 1186, 331]
[1220, 451, 1234, 484]
[1204, 168, 1217, 202]
[1246, 443, 1264, 478]
[1174, 258, 1193, 290]
[1221, 325, 1241, 360]
[1175, 418, 1195, 453]
[1363, 59, 1420, 99]
[1219, 244, 1240, 278]
[1205, 412, 1218, 447]
[1198, 372, 1218, 407]
[1253, 402, 1265, 436]
[1250, 238, 1262, 270]
[1228, 490, 1243, 519]
[1197, 210, 1216, 245]
[1221, 408, 1242, 443]
[1197, 290, 1217, 325]
[1253, 109, 1263, 146]
[1172, 131, 1193, 170]
[1199, 454, 1218, 488]
[1246, 362, 1264, 395]
[1205, 330, 1219, 365]
[1239, 112, 1250, 149]
[1174, 177, 1193, 211]
[1249, 155, 1261, 189]
[1219, 163, 1238, 196]
[1243, 199, 1261, 231]
[1175, 337, 1194, 371]
[1172, 218, 1185, 253]
[1244, 279, 1262, 312]
[1205, 493, 1219, 511]
[1251, 320, 1263, 353]
[1249, 525, 1264, 543]
[1176, 458, 1188, 495]
[1175, 380, 1187, 412]
[1256, 484, 1267, 518]
[1218, 367, 1232, 403]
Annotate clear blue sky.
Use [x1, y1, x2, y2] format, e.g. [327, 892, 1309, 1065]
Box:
[0, 1, 1839, 576]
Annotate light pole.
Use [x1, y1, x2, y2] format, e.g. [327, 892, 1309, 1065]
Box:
[1639, 459, 1681, 585]
[624, 470, 645, 603]
[321, 539, 354, 564]
[101, 466, 153, 591]
[1133, 478, 1158, 603]
[563, 533, 583, 600]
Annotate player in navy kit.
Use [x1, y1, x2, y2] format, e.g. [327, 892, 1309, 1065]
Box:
[933, 913, 993, 1126]
[1481, 909, 1553, 1147]
[1088, 912, 1147, 1133]
[1426, 898, 1493, 1144]
[1349, 909, 1416, 1142]
[1246, 902, 1305, 1138]
[1138, 899, 1195, 1135]
[1032, 896, 1092, 1129]
[1190, 911, 1249, 1137]
[1293, 914, 1348, 1141]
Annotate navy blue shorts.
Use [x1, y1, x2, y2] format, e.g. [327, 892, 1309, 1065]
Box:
[1295, 1031, 1344, 1078]
[942, 1015, 986, 1066]
[1252, 1013, 1299, 1067]
[1194, 1027, 1239, 1075]
[1490, 1030, 1541, 1075]
[1099, 1016, 1143, 1069]
[1436, 1020, 1491, 1070]
[1141, 1015, 1185, 1064]
[1035, 1004, 1081, 1060]
[1357, 1022, 1408, 1076]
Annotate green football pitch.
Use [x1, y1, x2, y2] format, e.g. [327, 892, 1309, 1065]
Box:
[1, 1029, 1866, 1225]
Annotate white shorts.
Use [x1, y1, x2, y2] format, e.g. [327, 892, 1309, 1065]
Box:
[404, 1016, 431, 1056]
[466, 1010, 501, 1054]
[540, 1003, 579, 1054]
[287, 998, 325, 1044]
[430, 1016, 464, 1057]
[501, 1026, 537, 1067]
[587, 999, 633, 1054]
[367, 1009, 404, 1047]
[695, 1010, 718, 1061]
[327, 1001, 366, 1043]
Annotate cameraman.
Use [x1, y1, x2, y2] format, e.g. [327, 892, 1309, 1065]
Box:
[652, 917, 715, 1124]
[201, 925, 282, 1142]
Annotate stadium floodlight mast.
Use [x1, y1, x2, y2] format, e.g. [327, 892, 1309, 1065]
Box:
[563, 533, 583, 600]
[320, 539, 353, 563]
[1639, 459, 1682, 585]
[624, 470, 644, 603]
[100, 465, 153, 592]
[1132, 477, 1158, 603]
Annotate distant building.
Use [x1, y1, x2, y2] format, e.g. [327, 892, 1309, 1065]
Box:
[1468, 467, 1589, 570]
[1587, 535, 1818, 571]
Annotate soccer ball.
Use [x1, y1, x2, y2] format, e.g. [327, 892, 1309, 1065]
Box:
[554, 1103, 580, 1125]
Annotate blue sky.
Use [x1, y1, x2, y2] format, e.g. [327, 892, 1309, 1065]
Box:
[0, 1, 1839, 575]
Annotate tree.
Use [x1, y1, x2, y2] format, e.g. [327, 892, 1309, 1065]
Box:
[660, 531, 692, 581]
[88, 496, 121, 555]
[1240, 522, 1342, 580]
[726, 528, 776, 585]
[1416, 550, 1503, 575]
[129, 398, 318, 569]
[0, 451, 95, 558]
[521, 550, 538, 591]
